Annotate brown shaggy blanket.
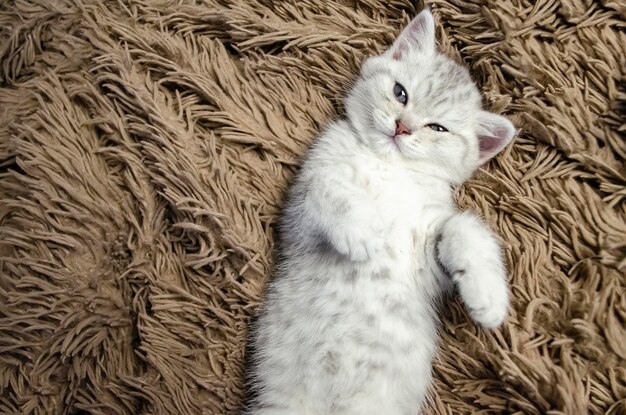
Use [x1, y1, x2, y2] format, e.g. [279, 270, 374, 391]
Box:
[0, 0, 624, 414]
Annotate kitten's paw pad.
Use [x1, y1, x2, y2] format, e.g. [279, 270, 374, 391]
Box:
[454, 269, 509, 329]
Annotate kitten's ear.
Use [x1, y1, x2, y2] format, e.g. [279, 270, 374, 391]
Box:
[476, 111, 516, 164]
[389, 9, 436, 60]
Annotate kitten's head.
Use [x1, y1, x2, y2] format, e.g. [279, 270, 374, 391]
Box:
[346, 9, 515, 183]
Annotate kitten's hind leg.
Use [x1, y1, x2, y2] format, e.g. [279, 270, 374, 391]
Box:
[436, 212, 509, 328]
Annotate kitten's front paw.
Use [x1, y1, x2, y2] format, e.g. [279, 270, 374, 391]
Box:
[453, 268, 509, 328]
[329, 218, 385, 262]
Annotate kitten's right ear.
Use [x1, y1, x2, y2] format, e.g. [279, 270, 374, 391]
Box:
[388, 9, 436, 60]
[476, 111, 516, 164]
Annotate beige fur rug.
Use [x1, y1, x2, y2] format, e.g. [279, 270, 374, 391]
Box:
[1, 0, 625, 414]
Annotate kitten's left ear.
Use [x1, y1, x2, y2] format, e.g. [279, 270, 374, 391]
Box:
[389, 9, 436, 60]
[476, 111, 516, 164]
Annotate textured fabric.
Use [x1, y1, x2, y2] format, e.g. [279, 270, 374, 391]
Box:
[0, 0, 624, 414]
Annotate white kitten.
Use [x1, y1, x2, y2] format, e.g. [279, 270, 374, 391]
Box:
[244, 9, 515, 415]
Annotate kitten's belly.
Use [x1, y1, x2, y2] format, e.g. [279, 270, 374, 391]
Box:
[268, 250, 442, 413]
[254, 162, 452, 413]
[290, 161, 448, 411]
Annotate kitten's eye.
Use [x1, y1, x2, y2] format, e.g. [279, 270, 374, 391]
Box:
[393, 82, 408, 105]
[427, 123, 448, 133]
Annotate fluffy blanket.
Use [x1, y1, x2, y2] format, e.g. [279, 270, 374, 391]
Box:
[1, 0, 624, 414]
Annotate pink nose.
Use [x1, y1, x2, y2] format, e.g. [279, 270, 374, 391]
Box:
[395, 120, 411, 136]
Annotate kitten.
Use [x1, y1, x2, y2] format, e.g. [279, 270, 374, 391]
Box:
[244, 8, 515, 415]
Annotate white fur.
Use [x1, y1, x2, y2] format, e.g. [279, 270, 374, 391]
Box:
[244, 9, 515, 415]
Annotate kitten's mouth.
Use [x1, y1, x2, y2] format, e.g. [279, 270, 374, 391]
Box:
[387, 134, 401, 150]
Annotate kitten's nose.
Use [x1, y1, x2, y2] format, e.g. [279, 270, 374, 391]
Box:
[395, 120, 411, 136]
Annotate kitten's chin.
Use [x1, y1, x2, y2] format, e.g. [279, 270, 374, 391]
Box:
[358, 125, 399, 156]
[368, 134, 402, 159]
